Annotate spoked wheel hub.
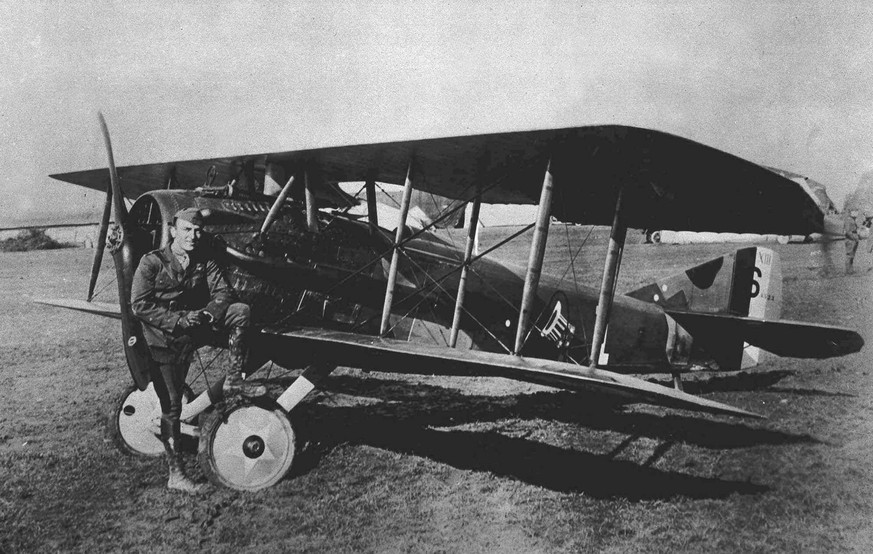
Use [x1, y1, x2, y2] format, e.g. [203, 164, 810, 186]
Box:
[242, 435, 266, 458]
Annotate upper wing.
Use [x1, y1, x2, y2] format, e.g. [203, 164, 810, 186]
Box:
[51, 125, 824, 235]
[261, 327, 761, 418]
[764, 166, 837, 213]
[51, 157, 359, 210]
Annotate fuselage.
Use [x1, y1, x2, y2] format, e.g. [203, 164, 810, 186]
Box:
[126, 190, 675, 373]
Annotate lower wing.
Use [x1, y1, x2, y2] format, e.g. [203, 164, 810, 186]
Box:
[34, 297, 759, 418]
[261, 327, 761, 419]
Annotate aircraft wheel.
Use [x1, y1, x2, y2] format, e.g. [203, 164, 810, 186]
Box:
[108, 382, 192, 457]
[198, 400, 296, 491]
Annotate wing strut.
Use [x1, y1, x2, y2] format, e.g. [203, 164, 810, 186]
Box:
[514, 159, 555, 354]
[276, 364, 336, 412]
[260, 172, 296, 235]
[379, 160, 415, 335]
[589, 187, 627, 367]
[304, 170, 319, 233]
[365, 179, 379, 236]
[449, 192, 482, 347]
[165, 165, 177, 190]
[87, 177, 113, 301]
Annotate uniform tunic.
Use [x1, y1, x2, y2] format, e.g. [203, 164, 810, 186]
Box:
[131, 243, 237, 363]
[845, 216, 860, 269]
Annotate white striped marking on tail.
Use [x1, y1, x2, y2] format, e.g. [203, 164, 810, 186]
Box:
[741, 247, 782, 369]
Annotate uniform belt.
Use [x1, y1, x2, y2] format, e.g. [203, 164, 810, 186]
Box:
[165, 300, 192, 311]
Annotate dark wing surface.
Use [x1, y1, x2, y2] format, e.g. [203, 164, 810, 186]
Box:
[263, 327, 761, 418]
[51, 159, 231, 201]
[33, 297, 761, 417]
[51, 125, 824, 235]
[50, 158, 358, 210]
[667, 311, 864, 359]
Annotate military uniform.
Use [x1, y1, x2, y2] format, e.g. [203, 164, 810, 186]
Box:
[130, 208, 262, 494]
[131, 242, 248, 363]
[845, 213, 860, 274]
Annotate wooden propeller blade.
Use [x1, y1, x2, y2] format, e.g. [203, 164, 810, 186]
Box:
[96, 112, 153, 390]
[97, 112, 129, 229]
[87, 183, 113, 301]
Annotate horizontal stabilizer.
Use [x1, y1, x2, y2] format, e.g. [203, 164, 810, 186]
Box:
[33, 297, 122, 320]
[667, 311, 864, 359]
[262, 327, 761, 418]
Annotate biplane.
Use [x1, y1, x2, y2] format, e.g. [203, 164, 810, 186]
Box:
[38, 117, 863, 491]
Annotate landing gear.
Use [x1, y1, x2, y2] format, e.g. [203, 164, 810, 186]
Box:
[198, 400, 296, 491]
[672, 372, 684, 392]
[108, 383, 192, 457]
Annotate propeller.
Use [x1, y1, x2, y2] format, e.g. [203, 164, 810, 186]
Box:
[98, 112, 129, 228]
[97, 112, 153, 390]
[87, 111, 126, 302]
[86, 182, 112, 301]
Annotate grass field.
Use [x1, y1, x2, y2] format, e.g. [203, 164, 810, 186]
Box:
[1, 228, 872, 552]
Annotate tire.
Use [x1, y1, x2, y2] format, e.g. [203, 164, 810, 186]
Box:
[108, 382, 193, 457]
[198, 399, 296, 491]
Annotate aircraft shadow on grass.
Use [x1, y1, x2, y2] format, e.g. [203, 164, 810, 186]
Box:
[645, 370, 854, 398]
[271, 374, 818, 500]
[645, 370, 796, 394]
[761, 386, 854, 398]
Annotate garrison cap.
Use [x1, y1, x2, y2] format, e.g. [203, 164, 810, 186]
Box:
[173, 208, 205, 226]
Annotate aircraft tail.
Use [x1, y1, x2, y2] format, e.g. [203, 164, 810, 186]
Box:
[627, 247, 781, 317]
[627, 246, 784, 370]
[628, 246, 862, 369]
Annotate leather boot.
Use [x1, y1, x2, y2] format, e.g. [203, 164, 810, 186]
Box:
[223, 326, 267, 397]
[161, 418, 206, 494]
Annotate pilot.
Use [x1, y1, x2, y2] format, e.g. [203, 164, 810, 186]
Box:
[844, 209, 861, 274]
[866, 216, 873, 270]
[131, 207, 266, 493]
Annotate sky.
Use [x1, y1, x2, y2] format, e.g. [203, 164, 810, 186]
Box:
[1, 0, 872, 227]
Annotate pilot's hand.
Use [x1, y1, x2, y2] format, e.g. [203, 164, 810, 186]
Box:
[178, 310, 208, 330]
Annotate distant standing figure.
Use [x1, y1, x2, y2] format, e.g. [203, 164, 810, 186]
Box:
[844, 210, 860, 274]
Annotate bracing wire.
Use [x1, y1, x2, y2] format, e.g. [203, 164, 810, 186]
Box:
[270, 177, 499, 328]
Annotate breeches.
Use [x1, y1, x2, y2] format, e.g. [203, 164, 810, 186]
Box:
[846, 240, 859, 259]
[149, 302, 250, 365]
[219, 302, 251, 329]
[149, 302, 250, 421]
[151, 362, 188, 425]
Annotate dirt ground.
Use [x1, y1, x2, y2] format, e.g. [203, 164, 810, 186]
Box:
[2, 230, 873, 552]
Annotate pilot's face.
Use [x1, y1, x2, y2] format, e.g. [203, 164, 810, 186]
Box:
[170, 219, 202, 252]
